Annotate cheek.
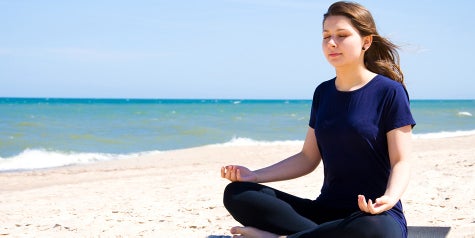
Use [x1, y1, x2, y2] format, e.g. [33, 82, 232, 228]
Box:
[341, 39, 363, 56]
[321, 42, 329, 56]
[321, 43, 327, 54]
[348, 46, 363, 58]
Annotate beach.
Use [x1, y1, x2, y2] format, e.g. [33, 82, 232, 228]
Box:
[1, 135, 474, 237]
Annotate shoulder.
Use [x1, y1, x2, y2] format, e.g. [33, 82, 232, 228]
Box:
[310, 78, 335, 109]
[370, 75, 409, 100]
[372, 75, 403, 89]
[311, 78, 336, 103]
[314, 78, 335, 94]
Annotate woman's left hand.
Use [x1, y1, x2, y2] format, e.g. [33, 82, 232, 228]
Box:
[357, 195, 396, 214]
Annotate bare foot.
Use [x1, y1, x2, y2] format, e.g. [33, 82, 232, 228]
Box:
[230, 226, 285, 238]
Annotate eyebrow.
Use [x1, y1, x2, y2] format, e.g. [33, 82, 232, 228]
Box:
[322, 28, 351, 33]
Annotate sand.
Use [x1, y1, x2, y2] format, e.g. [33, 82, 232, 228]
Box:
[0, 135, 474, 237]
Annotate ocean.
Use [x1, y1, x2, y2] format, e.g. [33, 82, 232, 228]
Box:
[1, 98, 474, 172]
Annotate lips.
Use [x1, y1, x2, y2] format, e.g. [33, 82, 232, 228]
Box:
[328, 53, 341, 57]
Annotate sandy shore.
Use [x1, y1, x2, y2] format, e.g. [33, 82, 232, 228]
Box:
[1, 135, 474, 237]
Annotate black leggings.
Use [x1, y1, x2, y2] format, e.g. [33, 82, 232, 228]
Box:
[223, 182, 404, 238]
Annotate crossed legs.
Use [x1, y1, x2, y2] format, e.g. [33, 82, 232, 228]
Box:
[223, 182, 403, 238]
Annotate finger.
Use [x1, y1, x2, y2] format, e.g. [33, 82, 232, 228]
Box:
[225, 166, 235, 180]
[369, 205, 383, 214]
[221, 166, 226, 178]
[368, 199, 386, 214]
[358, 195, 368, 212]
[357, 195, 364, 211]
[223, 166, 230, 180]
[367, 199, 376, 214]
[231, 168, 238, 181]
[375, 199, 391, 214]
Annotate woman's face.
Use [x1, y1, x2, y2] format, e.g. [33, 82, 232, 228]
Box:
[322, 15, 366, 68]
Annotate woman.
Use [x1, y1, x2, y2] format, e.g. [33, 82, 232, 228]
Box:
[221, 1, 415, 238]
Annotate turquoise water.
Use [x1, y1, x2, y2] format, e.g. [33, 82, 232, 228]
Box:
[1, 98, 474, 171]
[410, 100, 475, 133]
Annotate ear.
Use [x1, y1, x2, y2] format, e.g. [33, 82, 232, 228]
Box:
[362, 35, 373, 50]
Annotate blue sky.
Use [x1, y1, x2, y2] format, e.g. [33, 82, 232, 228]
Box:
[1, 0, 473, 99]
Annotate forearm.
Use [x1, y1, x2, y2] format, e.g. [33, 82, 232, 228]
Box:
[254, 152, 319, 183]
[385, 125, 412, 202]
[359, 126, 413, 214]
[384, 159, 411, 202]
[253, 127, 321, 183]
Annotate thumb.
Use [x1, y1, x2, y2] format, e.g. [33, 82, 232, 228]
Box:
[236, 168, 244, 181]
[375, 195, 390, 205]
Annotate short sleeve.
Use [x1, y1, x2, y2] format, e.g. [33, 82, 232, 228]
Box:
[382, 84, 416, 133]
[309, 87, 320, 129]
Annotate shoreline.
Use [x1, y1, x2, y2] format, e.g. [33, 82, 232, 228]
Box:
[3, 129, 475, 173]
[1, 135, 474, 237]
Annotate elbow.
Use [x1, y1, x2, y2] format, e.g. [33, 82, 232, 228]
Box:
[302, 152, 320, 175]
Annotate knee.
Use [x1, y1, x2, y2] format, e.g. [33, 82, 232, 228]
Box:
[223, 182, 244, 208]
[223, 181, 258, 212]
[341, 214, 402, 238]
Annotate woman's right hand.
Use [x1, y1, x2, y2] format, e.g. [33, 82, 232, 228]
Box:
[221, 165, 257, 182]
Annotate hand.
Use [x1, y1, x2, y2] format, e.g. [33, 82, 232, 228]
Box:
[358, 195, 396, 214]
[221, 165, 257, 182]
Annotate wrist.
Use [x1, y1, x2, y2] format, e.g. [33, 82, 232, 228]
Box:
[253, 170, 262, 183]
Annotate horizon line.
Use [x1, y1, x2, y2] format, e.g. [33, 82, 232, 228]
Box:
[1, 97, 474, 101]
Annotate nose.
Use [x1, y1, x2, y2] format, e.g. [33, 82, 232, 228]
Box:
[327, 37, 337, 48]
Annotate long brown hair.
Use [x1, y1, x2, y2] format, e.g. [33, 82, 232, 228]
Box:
[323, 1, 404, 86]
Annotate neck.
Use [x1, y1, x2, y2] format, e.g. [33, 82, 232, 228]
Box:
[334, 66, 376, 91]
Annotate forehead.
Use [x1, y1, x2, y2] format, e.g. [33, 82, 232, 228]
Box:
[323, 15, 356, 32]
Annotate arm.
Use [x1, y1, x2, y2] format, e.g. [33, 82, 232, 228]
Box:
[221, 127, 322, 183]
[254, 127, 322, 183]
[358, 125, 412, 214]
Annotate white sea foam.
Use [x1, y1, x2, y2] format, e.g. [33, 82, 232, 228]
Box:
[216, 131, 475, 145]
[211, 137, 303, 147]
[457, 111, 472, 117]
[413, 129, 475, 139]
[3, 131, 475, 172]
[0, 149, 157, 172]
[218, 131, 475, 145]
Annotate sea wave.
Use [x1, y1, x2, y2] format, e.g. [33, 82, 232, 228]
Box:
[3, 131, 475, 172]
[0, 149, 158, 172]
[217, 130, 475, 146]
[413, 129, 475, 139]
[211, 137, 304, 147]
[457, 111, 473, 117]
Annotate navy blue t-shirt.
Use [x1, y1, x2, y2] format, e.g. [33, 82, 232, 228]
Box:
[309, 75, 416, 235]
